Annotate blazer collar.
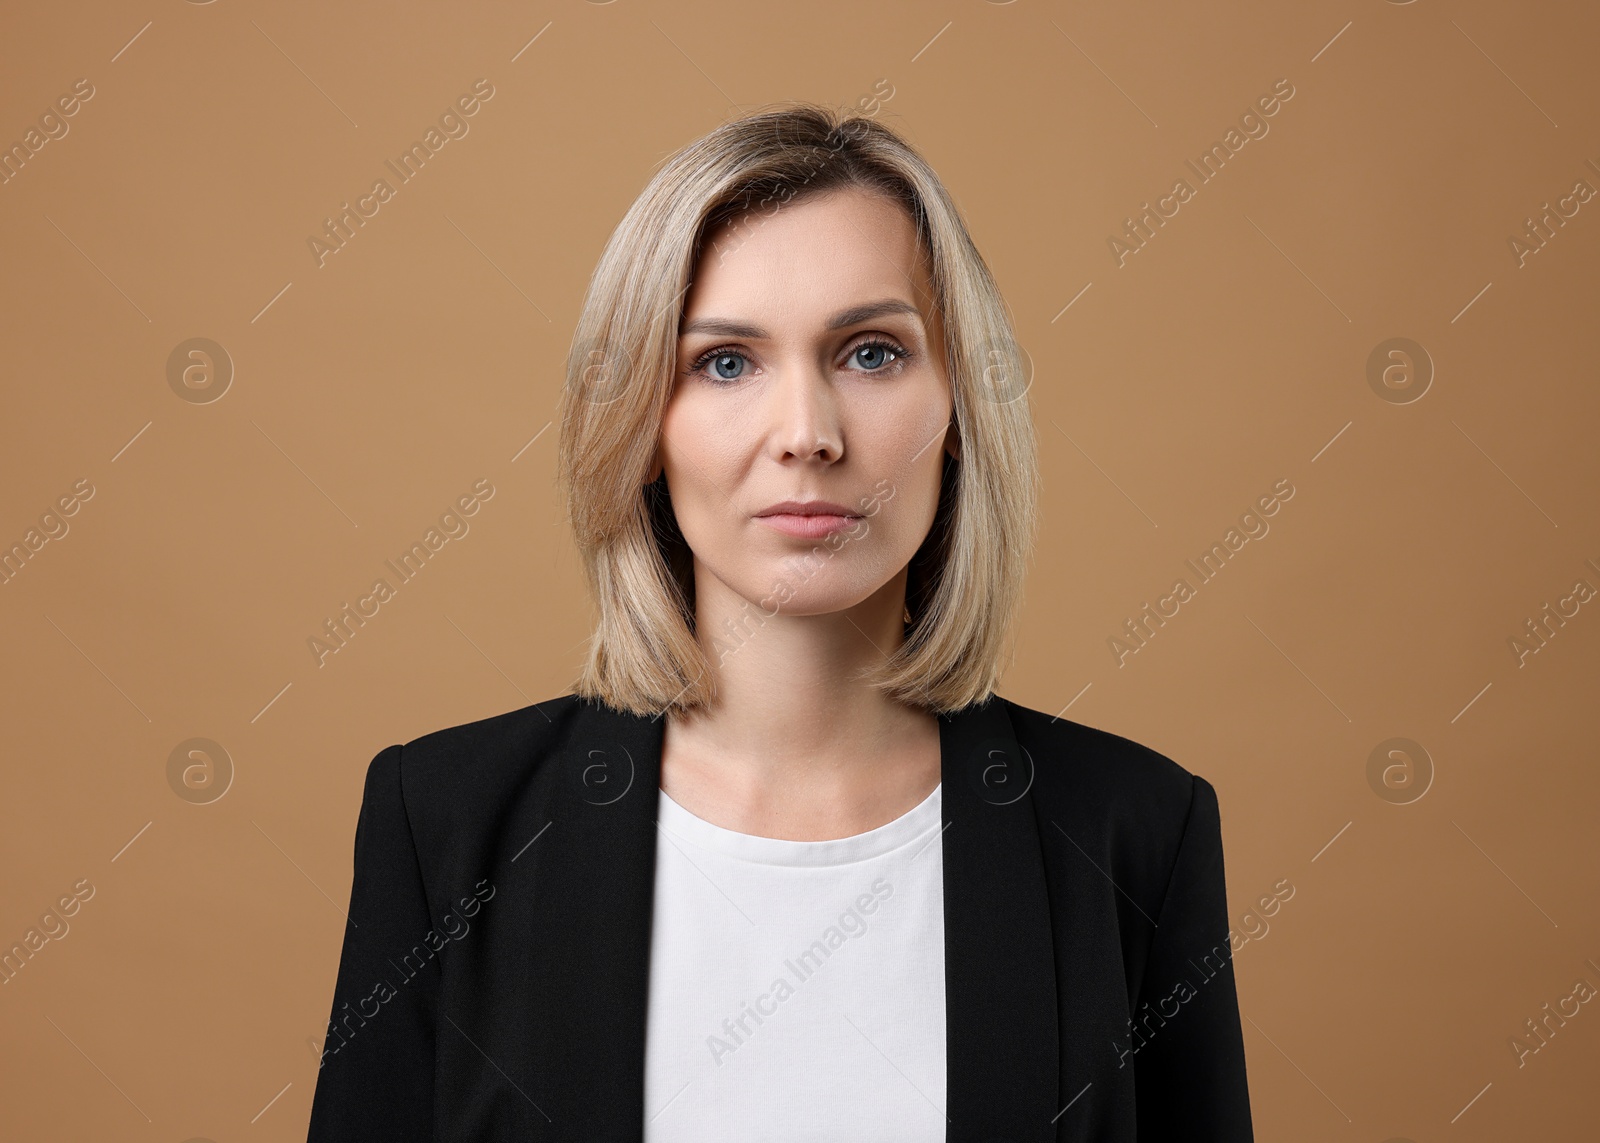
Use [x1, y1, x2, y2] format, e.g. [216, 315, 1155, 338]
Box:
[520, 694, 1059, 1142]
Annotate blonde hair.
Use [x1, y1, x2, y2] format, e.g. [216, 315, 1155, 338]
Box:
[557, 102, 1038, 717]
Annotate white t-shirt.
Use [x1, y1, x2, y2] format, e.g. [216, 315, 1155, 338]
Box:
[642, 781, 947, 1141]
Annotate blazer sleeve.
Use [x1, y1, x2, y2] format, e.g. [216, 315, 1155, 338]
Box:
[306, 744, 438, 1142]
[1133, 774, 1254, 1141]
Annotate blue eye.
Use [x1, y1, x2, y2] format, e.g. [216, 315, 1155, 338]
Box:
[686, 336, 912, 384]
[857, 340, 896, 366]
[688, 348, 748, 381]
[851, 341, 901, 370]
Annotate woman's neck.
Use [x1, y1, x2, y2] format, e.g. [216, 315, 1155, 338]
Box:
[659, 572, 940, 841]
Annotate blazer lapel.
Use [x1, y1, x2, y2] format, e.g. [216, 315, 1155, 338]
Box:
[516, 697, 664, 1140]
[940, 696, 1061, 1141]
[518, 695, 1059, 1142]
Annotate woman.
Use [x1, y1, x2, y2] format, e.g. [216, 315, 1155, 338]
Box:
[307, 104, 1253, 1142]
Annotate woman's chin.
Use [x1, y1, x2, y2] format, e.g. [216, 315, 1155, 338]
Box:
[731, 581, 891, 622]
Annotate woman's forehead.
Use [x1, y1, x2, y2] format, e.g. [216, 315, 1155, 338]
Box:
[686, 190, 936, 333]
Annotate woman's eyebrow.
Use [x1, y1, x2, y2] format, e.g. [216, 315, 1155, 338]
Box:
[680, 298, 924, 339]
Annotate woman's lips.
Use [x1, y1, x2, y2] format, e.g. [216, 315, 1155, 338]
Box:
[755, 513, 861, 539]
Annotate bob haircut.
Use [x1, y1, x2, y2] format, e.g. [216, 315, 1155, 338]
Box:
[557, 101, 1038, 718]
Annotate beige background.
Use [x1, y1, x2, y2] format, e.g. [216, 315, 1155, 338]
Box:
[3, 0, 1598, 1139]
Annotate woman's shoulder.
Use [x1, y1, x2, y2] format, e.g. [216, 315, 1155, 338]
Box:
[994, 694, 1209, 845]
[375, 691, 1215, 857]
[374, 693, 593, 810]
[398, 693, 586, 758]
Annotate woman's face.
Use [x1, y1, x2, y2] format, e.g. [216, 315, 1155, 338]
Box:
[653, 185, 958, 621]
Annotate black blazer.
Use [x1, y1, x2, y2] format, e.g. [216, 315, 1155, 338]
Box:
[306, 693, 1253, 1142]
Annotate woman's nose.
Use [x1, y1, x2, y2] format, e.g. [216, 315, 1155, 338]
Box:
[767, 361, 843, 463]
